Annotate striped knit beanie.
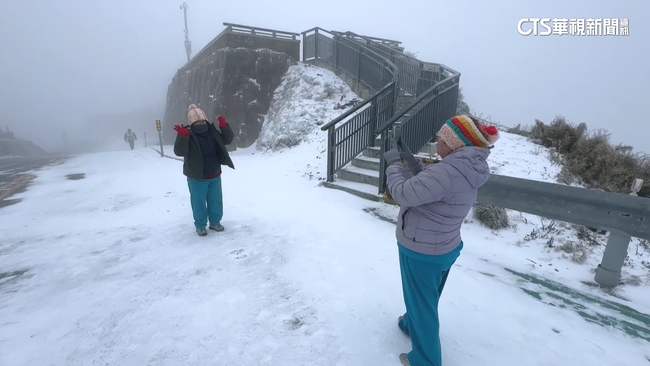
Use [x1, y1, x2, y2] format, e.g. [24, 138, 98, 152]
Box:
[437, 115, 499, 150]
[187, 104, 208, 125]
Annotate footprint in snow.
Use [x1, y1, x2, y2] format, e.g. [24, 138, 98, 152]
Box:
[229, 249, 247, 259]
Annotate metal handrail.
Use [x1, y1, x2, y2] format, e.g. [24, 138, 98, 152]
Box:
[223, 22, 300, 39]
[312, 29, 399, 132]
[375, 66, 460, 134]
[302, 27, 400, 182]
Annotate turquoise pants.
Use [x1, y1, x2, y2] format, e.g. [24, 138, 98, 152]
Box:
[397, 242, 463, 366]
[187, 176, 223, 229]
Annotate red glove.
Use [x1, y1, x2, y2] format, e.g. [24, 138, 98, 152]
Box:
[217, 115, 227, 128]
[173, 124, 190, 137]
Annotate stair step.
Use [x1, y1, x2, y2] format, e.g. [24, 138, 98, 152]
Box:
[362, 146, 381, 158]
[352, 155, 381, 171]
[337, 165, 379, 186]
[322, 180, 383, 202]
[397, 96, 416, 102]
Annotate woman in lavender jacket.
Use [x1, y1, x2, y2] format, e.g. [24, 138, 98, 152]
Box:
[383, 115, 499, 366]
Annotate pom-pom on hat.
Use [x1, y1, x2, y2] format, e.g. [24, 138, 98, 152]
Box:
[187, 104, 208, 125]
[437, 115, 499, 150]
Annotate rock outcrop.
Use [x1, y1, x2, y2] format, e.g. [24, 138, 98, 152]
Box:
[162, 47, 296, 149]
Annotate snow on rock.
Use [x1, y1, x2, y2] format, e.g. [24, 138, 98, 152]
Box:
[256, 63, 359, 152]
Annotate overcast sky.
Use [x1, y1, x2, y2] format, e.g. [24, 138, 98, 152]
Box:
[0, 0, 647, 152]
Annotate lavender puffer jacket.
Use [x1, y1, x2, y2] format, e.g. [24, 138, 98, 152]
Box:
[386, 146, 490, 255]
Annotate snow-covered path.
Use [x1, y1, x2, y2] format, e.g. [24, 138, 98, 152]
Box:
[1, 145, 648, 366]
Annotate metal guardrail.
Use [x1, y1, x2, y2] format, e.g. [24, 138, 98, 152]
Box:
[479, 175, 650, 240]
[479, 174, 650, 288]
[223, 22, 300, 40]
[302, 28, 399, 182]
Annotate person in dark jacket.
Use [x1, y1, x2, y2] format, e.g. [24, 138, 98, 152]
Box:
[124, 129, 137, 150]
[173, 104, 235, 236]
[383, 115, 499, 366]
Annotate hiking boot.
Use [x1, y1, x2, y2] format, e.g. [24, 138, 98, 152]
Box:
[398, 316, 409, 337]
[209, 224, 225, 232]
[399, 353, 410, 365]
[196, 228, 208, 236]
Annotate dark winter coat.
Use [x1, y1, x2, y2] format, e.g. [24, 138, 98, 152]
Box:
[173, 122, 235, 179]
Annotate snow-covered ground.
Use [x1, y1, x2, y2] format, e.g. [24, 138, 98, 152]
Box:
[1, 64, 649, 365]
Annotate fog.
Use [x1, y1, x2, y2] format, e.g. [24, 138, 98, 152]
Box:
[0, 0, 647, 154]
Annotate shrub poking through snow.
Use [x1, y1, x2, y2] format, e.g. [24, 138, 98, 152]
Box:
[504, 115, 650, 197]
[473, 203, 509, 230]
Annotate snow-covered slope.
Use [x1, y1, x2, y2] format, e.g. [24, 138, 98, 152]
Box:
[1, 63, 648, 365]
[256, 63, 358, 152]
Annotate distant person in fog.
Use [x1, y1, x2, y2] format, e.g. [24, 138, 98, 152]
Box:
[124, 129, 137, 150]
[383, 115, 499, 366]
[173, 104, 235, 236]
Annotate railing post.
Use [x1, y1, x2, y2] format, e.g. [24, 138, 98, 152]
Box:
[367, 97, 378, 147]
[326, 127, 336, 182]
[334, 37, 339, 69]
[377, 130, 390, 195]
[301, 32, 306, 61]
[314, 29, 319, 59]
[594, 178, 644, 288]
[357, 48, 363, 79]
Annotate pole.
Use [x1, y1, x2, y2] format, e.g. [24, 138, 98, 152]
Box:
[180, 2, 191, 63]
[594, 178, 644, 288]
[158, 130, 164, 157]
[155, 120, 164, 157]
[144, 131, 147, 147]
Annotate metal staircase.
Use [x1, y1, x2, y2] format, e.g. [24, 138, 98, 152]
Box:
[300, 28, 460, 202]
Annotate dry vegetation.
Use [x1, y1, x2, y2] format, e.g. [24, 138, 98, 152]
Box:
[507, 116, 650, 196]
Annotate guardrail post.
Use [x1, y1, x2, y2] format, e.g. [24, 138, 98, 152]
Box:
[594, 230, 632, 287]
[594, 178, 644, 288]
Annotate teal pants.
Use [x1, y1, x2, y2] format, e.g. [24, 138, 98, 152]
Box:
[397, 242, 463, 366]
[187, 176, 223, 229]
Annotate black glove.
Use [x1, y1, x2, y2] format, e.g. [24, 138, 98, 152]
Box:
[397, 137, 418, 165]
[383, 137, 401, 165]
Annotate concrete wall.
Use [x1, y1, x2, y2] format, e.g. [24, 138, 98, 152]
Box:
[183, 26, 300, 72]
[222, 33, 300, 61]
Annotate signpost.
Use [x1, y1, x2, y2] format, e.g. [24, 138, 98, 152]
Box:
[156, 120, 164, 157]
